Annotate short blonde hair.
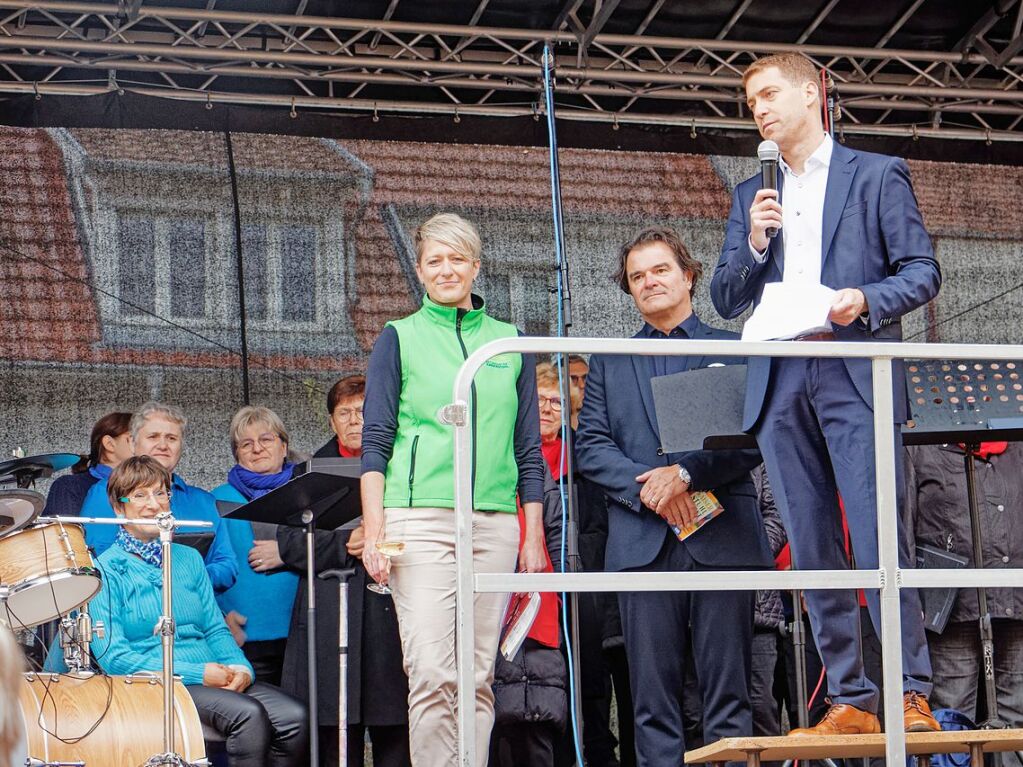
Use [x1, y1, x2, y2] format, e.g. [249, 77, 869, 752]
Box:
[743, 53, 820, 102]
[536, 361, 582, 415]
[131, 401, 187, 441]
[228, 405, 290, 459]
[414, 213, 482, 262]
[107, 455, 172, 511]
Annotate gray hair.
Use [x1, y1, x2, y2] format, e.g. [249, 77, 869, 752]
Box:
[130, 401, 187, 441]
[228, 405, 289, 459]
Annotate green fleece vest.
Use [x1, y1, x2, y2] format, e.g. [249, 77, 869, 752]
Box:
[383, 296, 522, 513]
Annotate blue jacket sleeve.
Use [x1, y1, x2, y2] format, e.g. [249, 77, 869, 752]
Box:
[189, 549, 255, 681]
[711, 181, 771, 320]
[202, 504, 238, 594]
[574, 354, 651, 514]
[81, 480, 118, 555]
[857, 157, 941, 332]
[514, 349, 545, 504]
[361, 325, 401, 476]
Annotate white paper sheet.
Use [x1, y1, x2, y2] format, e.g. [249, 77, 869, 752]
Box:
[741, 281, 837, 342]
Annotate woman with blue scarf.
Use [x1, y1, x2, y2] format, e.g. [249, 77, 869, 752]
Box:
[43, 411, 133, 517]
[213, 406, 300, 686]
[89, 456, 308, 767]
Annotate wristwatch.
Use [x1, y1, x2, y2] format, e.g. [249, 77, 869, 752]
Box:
[677, 463, 691, 487]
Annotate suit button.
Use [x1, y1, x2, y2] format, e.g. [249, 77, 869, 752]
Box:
[998, 504, 1005, 511]
[1003, 556, 1010, 564]
[656, 448, 664, 456]
[521, 675, 528, 682]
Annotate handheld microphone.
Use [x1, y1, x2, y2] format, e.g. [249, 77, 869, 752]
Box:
[757, 139, 780, 239]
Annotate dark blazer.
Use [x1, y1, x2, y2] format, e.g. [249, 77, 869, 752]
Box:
[277, 439, 408, 728]
[711, 141, 941, 429]
[575, 317, 773, 573]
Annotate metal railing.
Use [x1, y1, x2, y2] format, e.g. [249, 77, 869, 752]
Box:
[447, 336, 1023, 767]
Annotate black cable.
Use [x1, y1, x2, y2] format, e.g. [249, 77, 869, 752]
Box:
[907, 279, 1023, 340]
[224, 129, 252, 406]
[0, 238, 324, 397]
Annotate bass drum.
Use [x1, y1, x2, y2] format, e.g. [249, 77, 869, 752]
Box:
[18, 672, 207, 766]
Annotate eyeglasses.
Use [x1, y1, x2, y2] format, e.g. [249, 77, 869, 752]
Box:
[237, 434, 280, 454]
[333, 407, 364, 423]
[120, 489, 171, 505]
[538, 396, 563, 412]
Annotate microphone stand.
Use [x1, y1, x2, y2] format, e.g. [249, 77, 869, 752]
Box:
[40, 514, 213, 767]
[542, 40, 585, 756]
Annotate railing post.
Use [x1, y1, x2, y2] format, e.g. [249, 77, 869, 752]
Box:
[872, 356, 907, 766]
[450, 399, 478, 767]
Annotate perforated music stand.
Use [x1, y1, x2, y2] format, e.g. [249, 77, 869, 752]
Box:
[902, 359, 1023, 736]
[219, 463, 360, 767]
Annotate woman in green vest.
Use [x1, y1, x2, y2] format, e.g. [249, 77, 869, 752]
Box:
[360, 212, 547, 766]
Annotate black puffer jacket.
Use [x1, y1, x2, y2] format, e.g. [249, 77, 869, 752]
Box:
[492, 473, 568, 731]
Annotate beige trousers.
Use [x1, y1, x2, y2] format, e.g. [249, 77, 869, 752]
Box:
[385, 506, 520, 767]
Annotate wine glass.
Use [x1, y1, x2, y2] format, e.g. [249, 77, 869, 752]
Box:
[367, 514, 404, 595]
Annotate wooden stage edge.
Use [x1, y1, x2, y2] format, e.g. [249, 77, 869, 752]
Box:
[686, 730, 1023, 766]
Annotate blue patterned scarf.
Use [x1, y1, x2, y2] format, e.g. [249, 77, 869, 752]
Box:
[227, 462, 295, 501]
[114, 527, 163, 568]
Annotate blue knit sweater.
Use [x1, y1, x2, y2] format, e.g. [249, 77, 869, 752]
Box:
[89, 543, 254, 686]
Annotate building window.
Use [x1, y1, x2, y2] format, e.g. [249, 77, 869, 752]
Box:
[241, 222, 319, 327]
[116, 214, 209, 322]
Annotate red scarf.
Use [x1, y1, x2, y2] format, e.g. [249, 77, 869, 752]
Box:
[337, 440, 361, 459]
[508, 498, 560, 648]
[541, 437, 567, 480]
[960, 442, 1008, 460]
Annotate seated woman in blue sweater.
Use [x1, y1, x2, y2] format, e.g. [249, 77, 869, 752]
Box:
[212, 405, 300, 687]
[88, 456, 308, 767]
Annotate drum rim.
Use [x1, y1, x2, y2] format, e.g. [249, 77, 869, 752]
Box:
[2, 568, 102, 629]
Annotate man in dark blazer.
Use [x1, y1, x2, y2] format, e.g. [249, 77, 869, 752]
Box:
[576, 226, 773, 767]
[710, 53, 941, 735]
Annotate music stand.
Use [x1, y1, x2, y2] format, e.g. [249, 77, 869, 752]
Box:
[651, 365, 756, 453]
[903, 359, 1023, 739]
[218, 464, 361, 767]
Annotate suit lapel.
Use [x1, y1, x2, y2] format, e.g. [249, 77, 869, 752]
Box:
[631, 348, 661, 437]
[630, 320, 710, 437]
[821, 142, 857, 267]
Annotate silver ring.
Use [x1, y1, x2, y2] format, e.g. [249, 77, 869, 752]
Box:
[256, 558, 263, 566]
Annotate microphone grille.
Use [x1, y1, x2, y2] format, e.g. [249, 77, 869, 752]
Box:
[757, 140, 779, 162]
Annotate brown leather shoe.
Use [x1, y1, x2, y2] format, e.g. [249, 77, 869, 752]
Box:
[904, 691, 941, 732]
[789, 704, 882, 736]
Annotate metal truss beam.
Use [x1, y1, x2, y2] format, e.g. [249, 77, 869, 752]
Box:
[0, 1, 1020, 142]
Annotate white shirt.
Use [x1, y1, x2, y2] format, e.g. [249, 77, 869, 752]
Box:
[751, 133, 833, 286]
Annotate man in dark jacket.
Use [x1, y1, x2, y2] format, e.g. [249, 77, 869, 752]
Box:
[906, 442, 1023, 764]
[576, 226, 773, 766]
[277, 374, 410, 767]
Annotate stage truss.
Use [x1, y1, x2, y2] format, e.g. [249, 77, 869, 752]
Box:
[1, 0, 1023, 142]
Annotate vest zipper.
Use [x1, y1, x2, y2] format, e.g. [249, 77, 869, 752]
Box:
[455, 311, 477, 507]
[407, 434, 419, 506]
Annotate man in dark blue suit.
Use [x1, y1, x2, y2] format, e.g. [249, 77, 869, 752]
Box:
[710, 53, 941, 735]
[576, 226, 773, 766]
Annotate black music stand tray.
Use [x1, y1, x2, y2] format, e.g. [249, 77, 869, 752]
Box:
[218, 462, 361, 767]
[903, 358, 1023, 735]
[652, 364, 755, 452]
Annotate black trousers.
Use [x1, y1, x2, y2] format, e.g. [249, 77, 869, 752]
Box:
[187, 681, 308, 767]
[490, 722, 558, 767]
[242, 638, 287, 688]
[317, 724, 411, 767]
